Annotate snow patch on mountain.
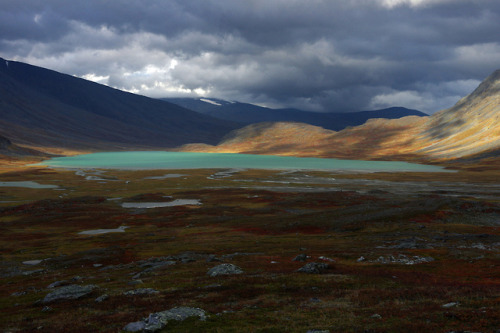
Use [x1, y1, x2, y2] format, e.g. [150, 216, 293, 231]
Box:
[200, 98, 222, 106]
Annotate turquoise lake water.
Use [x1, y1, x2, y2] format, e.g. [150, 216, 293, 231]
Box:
[37, 151, 449, 172]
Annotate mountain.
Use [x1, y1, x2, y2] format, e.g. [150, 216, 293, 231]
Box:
[0, 135, 47, 158]
[162, 97, 428, 131]
[0, 58, 239, 153]
[179, 70, 500, 161]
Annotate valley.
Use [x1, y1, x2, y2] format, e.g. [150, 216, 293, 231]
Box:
[0, 164, 499, 332]
[0, 58, 498, 332]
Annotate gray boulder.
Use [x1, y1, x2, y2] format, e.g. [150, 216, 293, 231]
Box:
[42, 284, 96, 303]
[292, 253, 309, 262]
[123, 288, 159, 296]
[297, 262, 329, 274]
[123, 307, 206, 332]
[207, 264, 243, 277]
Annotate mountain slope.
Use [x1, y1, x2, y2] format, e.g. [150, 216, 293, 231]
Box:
[162, 97, 427, 131]
[179, 70, 500, 161]
[0, 58, 239, 151]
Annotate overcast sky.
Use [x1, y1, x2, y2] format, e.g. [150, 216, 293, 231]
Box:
[1, 0, 499, 113]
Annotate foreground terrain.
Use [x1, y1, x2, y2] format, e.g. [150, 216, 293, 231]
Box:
[0, 160, 499, 332]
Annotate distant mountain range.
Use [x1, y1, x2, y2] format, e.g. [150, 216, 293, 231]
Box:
[0, 57, 497, 162]
[179, 69, 500, 161]
[162, 97, 428, 131]
[0, 57, 238, 153]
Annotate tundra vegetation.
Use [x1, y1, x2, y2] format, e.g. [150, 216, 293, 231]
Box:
[0, 159, 499, 332]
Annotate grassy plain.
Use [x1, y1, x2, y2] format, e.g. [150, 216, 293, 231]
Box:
[0, 159, 498, 332]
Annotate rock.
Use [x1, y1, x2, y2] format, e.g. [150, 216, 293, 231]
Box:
[372, 254, 434, 265]
[306, 330, 330, 333]
[318, 256, 335, 262]
[206, 254, 221, 262]
[371, 314, 382, 319]
[123, 307, 206, 332]
[22, 269, 44, 276]
[41, 306, 52, 312]
[442, 302, 459, 308]
[42, 284, 96, 303]
[123, 321, 146, 332]
[123, 288, 159, 296]
[95, 294, 109, 303]
[47, 280, 69, 289]
[207, 264, 243, 277]
[128, 279, 144, 286]
[297, 262, 329, 274]
[357, 256, 366, 262]
[11, 291, 27, 297]
[292, 253, 309, 262]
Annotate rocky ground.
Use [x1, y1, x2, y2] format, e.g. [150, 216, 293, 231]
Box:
[0, 164, 499, 332]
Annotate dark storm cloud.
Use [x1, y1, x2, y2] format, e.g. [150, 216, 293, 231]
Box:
[1, 0, 499, 113]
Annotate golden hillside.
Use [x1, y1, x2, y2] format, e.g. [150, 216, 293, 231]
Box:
[180, 70, 500, 162]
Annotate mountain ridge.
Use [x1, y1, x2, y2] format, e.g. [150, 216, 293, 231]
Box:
[179, 69, 500, 161]
[163, 97, 428, 132]
[0, 57, 239, 152]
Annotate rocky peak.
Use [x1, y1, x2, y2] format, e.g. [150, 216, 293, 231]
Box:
[451, 69, 500, 110]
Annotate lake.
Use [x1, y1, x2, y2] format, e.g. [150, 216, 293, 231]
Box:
[36, 151, 449, 172]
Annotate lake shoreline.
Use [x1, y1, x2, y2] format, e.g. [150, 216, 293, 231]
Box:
[34, 151, 452, 173]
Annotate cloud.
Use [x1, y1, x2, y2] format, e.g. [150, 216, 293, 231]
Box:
[0, 0, 499, 114]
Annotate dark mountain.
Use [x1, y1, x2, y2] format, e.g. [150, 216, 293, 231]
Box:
[0, 58, 239, 151]
[162, 97, 427, 131]
[0, 134, 47, 157]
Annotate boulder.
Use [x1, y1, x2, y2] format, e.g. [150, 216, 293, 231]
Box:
[297, 262, 329, 274]
[42, 284, 96, 303]
[207, 264, 243, 277]
[292, 253, 308, 262]
[123, 288, 159, 296]
[123, 307, 206, 332]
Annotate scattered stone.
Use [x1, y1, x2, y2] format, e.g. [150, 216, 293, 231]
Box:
[357, 256, 366, 262]
[23, 260, 43, 265]
[42, 284, 96, 303]
[123, 321, 146, 332]
[123, 307, 207, 332]
[207, 264, 243, 277]
[442, 302, 459, 308]
[128, 279, 144, 286]
[371, 314, 382, 319]
[371, 254, 434, 265]
[41, 306, 52, 312]
[292, 254, 309, 262]
[123, 288, 159, 296]
[388, 237, 423, 249]
[22, 269, 44, 276]
[297, 262, 329, 274]
[47, 280, 69, 289]
[93, 264, 103, 267]
[206, 254, 221, 262]
[306, 330, 330, 333]
[310, 297, 321, 303]
[95, 294, 109, 303]
[202, 284, 223, 289]
[318, 256, 335, 262]
[11, 291, 27, 297]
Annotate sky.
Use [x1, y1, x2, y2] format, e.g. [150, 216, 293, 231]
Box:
[1, 0, 499, 114]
